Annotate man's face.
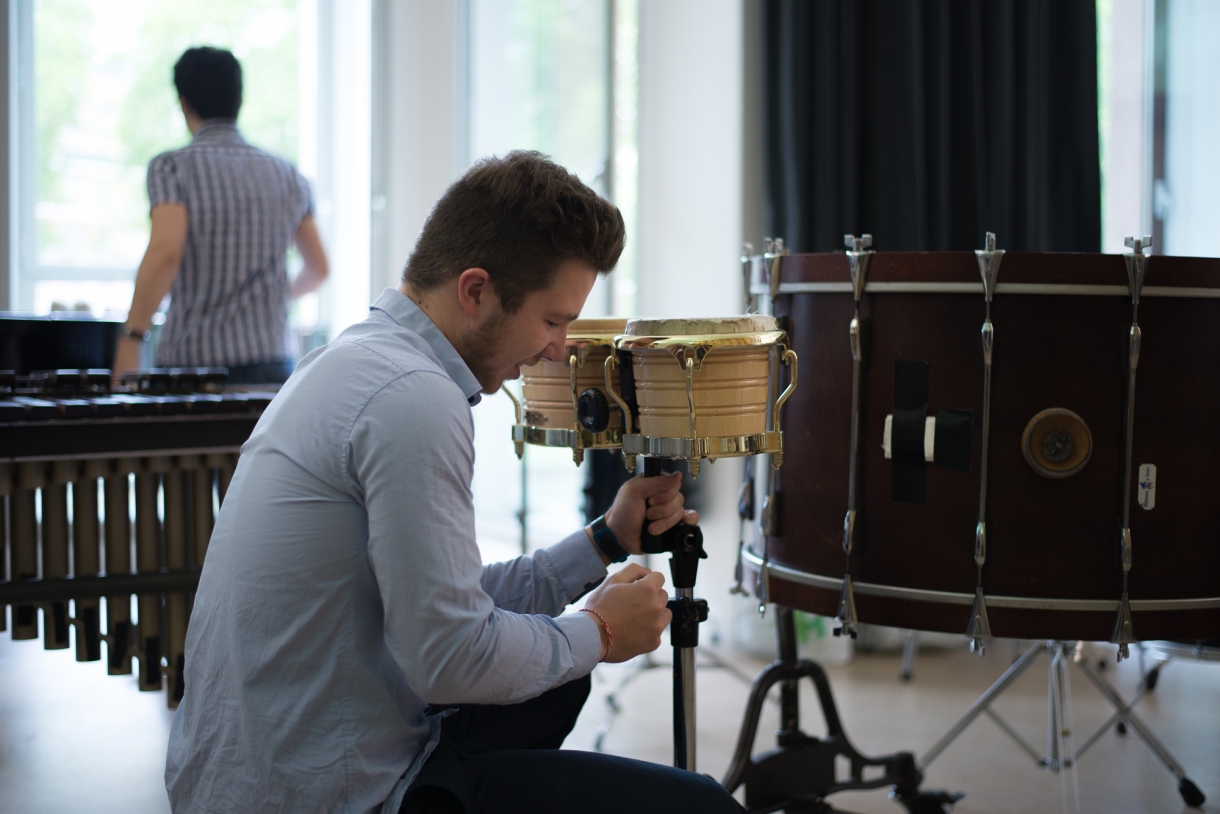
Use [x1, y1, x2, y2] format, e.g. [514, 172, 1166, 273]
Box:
[460, 258, 599, 394]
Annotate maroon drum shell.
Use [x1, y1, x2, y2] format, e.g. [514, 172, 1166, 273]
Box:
[752, 251, 1220, 641]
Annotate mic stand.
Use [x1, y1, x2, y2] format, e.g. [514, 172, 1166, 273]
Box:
[639, 456, 708, 772]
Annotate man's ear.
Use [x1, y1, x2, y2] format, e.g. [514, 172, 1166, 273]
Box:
[455, 268, 493, 319]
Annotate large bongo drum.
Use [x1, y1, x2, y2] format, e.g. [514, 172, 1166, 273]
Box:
[504, 318, 627, 464]
[609, 316, 797, 476]
[741, 242, 1220, 647]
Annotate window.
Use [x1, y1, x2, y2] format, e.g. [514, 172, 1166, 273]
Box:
[1097, 0, 1220, 257]
[18, 0, 304, 317]
[1156, 0, 1220, 256]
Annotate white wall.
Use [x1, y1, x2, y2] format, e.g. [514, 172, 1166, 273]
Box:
[1100, 0, 1152, 254]
[370, 0, 467, 297]
[637, 0, 744, 320]
[314, 0, 373, 336]
[636, 0, 758, 639]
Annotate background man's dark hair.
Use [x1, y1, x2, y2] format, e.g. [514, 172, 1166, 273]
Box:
[404, 151, 626, 312]
[174, 47, 243, 120]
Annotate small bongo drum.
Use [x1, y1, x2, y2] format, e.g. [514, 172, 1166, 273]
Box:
[607, 315, 798, 476]
[503, 318, 627, 465]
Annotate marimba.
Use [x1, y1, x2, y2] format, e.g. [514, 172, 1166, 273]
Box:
[0, 368, 272, 706]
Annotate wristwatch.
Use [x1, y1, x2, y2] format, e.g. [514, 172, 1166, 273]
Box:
[121, 326, 152, 342]
[590, 515, 629, 564]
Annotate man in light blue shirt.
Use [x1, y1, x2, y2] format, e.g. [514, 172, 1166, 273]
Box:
[165, 152, 742, 814]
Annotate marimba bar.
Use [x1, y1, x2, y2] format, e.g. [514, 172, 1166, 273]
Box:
[0, 368, 271, 706]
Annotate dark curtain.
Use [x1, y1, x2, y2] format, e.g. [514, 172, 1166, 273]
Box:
[765, 0, 1101, 253]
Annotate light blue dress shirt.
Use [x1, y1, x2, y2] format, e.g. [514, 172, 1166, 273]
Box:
[166, 289, 608, 814]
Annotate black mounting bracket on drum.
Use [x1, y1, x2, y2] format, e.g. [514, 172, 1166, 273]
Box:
[721, 607, 962, 814]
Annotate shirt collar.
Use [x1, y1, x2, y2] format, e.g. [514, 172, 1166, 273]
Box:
[192, 120, 244, 144]
[370, 288, 484, 405]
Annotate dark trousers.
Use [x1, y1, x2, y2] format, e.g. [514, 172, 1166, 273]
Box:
[401, 675, 741, 814]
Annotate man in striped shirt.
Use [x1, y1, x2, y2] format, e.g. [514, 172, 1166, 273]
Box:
[115, 46, 328, 384]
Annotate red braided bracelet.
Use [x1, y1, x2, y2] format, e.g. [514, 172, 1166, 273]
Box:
[579, 608, 614, 662]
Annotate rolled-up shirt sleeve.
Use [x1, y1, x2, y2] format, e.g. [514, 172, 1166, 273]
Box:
[349, 370, 602, 706]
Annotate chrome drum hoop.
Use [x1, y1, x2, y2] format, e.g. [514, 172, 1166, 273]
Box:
[615, 329, 789, 369]
[621, 431, 782, 461]
[511, 424, 624, 451]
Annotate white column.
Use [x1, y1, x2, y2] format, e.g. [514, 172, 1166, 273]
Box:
[313, 0, 373, 337]
[1100, 0, 1152, 253]
[636, 0, 751, 634]
[636, 0, 744, 319]
[370, 0, 467, 298]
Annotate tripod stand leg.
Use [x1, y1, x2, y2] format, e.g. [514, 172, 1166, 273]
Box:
[722, 659, 787, 792]
[920, 641, 1044, 768]
[901, 630, 918, 681]
[723, 608, 953, 813]
[1074, 656, 1206, 807]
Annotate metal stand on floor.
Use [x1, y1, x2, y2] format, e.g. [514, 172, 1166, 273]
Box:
[629, 455, 709, 771]
[592, 645, 761, 753]
[901, 630, 918, 681]
[723, 607, 962, 814]
[920, 640, 1206, 810]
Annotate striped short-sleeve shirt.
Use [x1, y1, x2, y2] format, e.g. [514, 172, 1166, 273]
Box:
[147, 121, 312, 367]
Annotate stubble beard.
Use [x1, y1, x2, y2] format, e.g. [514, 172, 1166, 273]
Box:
[455, 308, 513, 394]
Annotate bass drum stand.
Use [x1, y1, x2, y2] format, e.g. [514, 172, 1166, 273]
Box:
[919, 640, 1207, 810]
[722, 605, 960, 814]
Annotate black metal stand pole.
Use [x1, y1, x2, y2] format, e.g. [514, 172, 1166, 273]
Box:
[639, 456, 707, 771]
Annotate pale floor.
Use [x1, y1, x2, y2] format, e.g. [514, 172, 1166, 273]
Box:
[1, 631, 1217, 814]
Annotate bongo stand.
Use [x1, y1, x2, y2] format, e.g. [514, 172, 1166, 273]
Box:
[590, 622, 759, 754]
[919, 640, 1206, 809]
[636, 455, 708, 771]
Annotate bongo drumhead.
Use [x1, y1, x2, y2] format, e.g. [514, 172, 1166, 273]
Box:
[568, 318, 629, 336]
[624, 314, 777, 336]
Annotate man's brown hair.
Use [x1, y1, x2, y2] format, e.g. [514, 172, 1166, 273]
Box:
[403, 151, 626, 312]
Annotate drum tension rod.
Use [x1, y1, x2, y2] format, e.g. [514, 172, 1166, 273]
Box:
[967, 232, 1004, 655]
[1113, 236, 1151, 662]
[836, 234, 873, 639]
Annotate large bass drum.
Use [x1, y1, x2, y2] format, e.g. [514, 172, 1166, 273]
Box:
[744, 249, 1220, 642]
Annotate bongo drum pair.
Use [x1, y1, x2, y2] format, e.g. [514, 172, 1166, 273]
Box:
[504, 316, 798, 476]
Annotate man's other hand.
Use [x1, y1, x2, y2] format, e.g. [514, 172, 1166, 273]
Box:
[605, 471, 698, 556]
[583, 564, 670, 663]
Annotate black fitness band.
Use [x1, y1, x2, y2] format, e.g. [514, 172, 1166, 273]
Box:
[590, 515, 629, 564]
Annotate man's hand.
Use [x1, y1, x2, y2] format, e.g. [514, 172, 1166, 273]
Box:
[604, 471, 698, 556]
[583, 563, 670, 663]
[113, 337, 144, 378]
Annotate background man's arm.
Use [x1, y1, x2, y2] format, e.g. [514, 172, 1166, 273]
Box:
[290, 215, 329, 299]
[113, 203, 188, 375]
